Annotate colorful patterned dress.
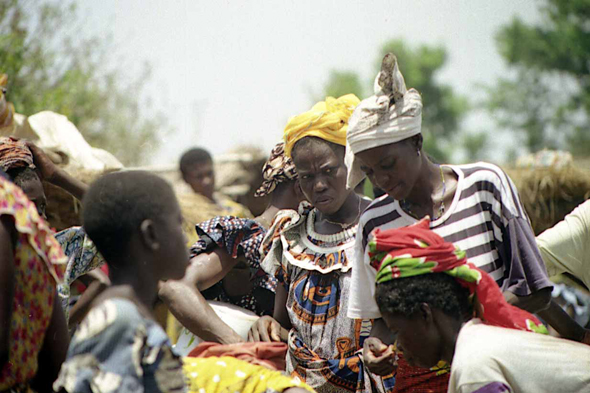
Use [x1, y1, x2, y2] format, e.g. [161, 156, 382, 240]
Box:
[0, 177, 67, 392]
[190, 216, 277, 316]
[53, 298, 186, 393]
[260, 204, 394, 393]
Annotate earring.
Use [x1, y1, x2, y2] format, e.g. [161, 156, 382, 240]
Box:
[417, 150, 421, 157]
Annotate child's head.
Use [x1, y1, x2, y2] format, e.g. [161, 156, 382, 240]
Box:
[375, 273, 472, 368]
[179, 147, 215, 200]
[82, 170, 188, 281]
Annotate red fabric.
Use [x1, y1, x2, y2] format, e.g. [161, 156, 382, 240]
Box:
[371, 219, 546, 333]
[188, 342, 288, 371]
[392, 354, 449, 393]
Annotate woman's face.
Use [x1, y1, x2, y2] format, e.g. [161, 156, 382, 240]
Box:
[355, 139, 421, 201]
[292, 140, 351, 215]
[382, 310, 443, 369]
[20, 177, 47, 219]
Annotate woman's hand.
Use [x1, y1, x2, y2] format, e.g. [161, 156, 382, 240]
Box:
[362, 337, 397, 376]
[26, 141, 59, 182]
[247, 315, 288, 342]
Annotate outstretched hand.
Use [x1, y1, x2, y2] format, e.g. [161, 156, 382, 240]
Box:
[26, 141, 58, 182]
[363, 337, 397, 376]
[247, 315, 288, 343]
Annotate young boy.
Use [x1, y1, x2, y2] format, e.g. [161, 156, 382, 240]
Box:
[372, 220, 590, 393]
[54, 171, 189, 392]
[54, 170, 313, 393]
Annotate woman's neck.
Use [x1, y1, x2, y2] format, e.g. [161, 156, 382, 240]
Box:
[405, 157, 441, 207]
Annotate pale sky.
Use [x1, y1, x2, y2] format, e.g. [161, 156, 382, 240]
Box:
[79, 0, 541, 165]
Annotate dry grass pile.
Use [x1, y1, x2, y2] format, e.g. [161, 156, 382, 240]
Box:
[44, 167, 117, 231]
[506, 165, 590, 235]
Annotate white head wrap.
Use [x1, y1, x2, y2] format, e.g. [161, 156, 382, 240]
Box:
[345, 54, 423, 188]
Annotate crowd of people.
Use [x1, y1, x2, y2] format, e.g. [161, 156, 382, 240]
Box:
[0, 53, 589, 393]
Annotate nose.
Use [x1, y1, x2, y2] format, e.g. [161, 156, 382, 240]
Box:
[313, 177, 328, 194]
[374, 172, 390, 190]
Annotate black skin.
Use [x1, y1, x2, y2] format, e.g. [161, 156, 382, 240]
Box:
[159, 179, 305, 344]
[355, 135, 577, 375]
[182, 159, 216, 202]
[247, 138, 370, 343]
[380, 304, 462, 370]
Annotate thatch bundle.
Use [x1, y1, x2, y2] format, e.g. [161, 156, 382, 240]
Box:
[506, 165, 590, 235]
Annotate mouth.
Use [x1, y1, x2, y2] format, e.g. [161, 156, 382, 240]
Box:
[314, 197, 333, 206]
[386, 183, 402, 196]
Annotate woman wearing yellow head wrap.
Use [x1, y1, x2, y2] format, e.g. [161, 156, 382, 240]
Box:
[283, 94, 360, 157]
[248, 94, 397, 392]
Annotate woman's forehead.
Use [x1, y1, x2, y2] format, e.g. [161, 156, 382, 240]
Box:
[293, 142, 342, 169]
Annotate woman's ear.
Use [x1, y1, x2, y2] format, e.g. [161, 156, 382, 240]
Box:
[139, 219, 160, 251]
[419, 302, 434, 324]
[411, 134, 423, 153]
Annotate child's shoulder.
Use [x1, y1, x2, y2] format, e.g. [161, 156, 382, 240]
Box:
[73, 298, 158, 345]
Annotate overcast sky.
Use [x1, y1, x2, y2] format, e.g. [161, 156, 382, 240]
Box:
[79, 0, 541, 165]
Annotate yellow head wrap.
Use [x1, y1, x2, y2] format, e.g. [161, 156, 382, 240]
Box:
[283, 94, 360, 157]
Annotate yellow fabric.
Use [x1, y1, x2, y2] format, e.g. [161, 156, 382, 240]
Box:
[183, 356, 315, 393]
[283, 94, 360, 157]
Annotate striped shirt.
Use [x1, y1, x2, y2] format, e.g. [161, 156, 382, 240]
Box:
[347, 162, 553, 319]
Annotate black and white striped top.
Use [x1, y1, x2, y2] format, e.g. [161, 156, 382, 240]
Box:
[347, 162, 553, 319]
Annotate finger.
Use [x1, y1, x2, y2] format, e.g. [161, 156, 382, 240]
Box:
[249, 326, 261, 342]
[269, 322, 281, 342]
[259, 321, 271, 342]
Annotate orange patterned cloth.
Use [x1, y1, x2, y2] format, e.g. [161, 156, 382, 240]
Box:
[0, 176, 66, 390]
[188, 342, 288, 371]
[0, 137, 34, 173]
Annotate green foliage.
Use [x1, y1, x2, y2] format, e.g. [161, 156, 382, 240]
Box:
[322, 40, 468, 163]
[324, 71, 365, 99]
[0, 0, 168, 165]
[486, 0, 590, 157]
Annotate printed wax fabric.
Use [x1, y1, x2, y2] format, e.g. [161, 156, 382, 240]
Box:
[183, 356, 315, 393]
[371, 219, 548, 334]
[0, 176, 66, 391]
[53, 298, 186, 393]
[255, 142, 298, 198]
[190, 216, 276, 315]
[260, 203, 395, 393]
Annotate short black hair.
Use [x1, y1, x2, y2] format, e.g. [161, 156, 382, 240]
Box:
[291, 136, 345, 160]
[375, 273, 473, 321]
[6, 167, 41, 189]
[179, 147, 212, 174]
[82, 170, 177, 262]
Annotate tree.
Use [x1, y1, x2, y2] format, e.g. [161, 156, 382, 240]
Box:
[323, 40, 468, 162]
[0, 0, 168, 165]
[485, 0, 590, 157]
[324, 71, 365, 99]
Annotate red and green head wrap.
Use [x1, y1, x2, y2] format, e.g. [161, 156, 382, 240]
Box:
[370, 219, 548, 334]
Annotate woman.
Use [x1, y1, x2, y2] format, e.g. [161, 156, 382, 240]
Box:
[0, 137, 105, 317]
[372, 220, 590, 393]
[344, 54, 554, 392]
[248, 95, 394, 392]
[0, 173, 69, 392]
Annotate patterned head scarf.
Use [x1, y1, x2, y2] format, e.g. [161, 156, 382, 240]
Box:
[254, 142, 298, 198]
[0, 137, 35, 173]
[283, 94, 360, 157]
[345, 54, 423, 188]
[370, 219, 548, 334]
